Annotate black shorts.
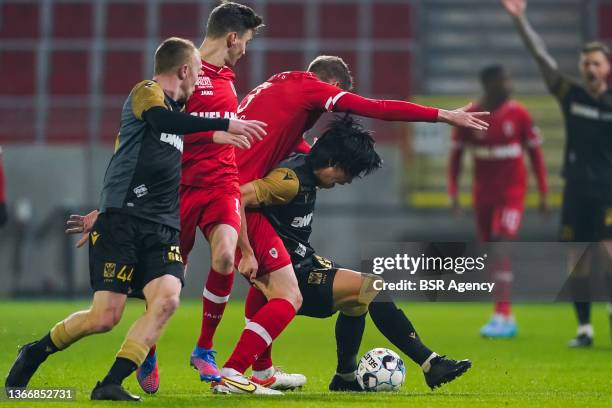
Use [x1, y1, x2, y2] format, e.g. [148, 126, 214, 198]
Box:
[560, 183, 612, 242]
[89, 212, 185, 296]
[295, 255, 340, 318]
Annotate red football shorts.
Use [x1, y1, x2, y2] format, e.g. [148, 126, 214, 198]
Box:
[475, 202, 523, 241]
[179, 184, 241, 262]
[235, 211, 292, 277]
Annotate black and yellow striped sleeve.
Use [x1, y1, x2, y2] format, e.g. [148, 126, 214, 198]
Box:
[131, 80, 167, 120]
[252, 168, 300, 206]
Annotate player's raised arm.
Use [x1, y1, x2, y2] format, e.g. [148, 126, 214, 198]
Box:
[501, 0, 562, 91]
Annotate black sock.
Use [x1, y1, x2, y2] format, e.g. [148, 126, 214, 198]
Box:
[368, 292, 433, 366]
[101, 357, 137, 386]
[335, 312, 366, 374]
[30, 333, 59, 362]
[574, 302, 591, 326]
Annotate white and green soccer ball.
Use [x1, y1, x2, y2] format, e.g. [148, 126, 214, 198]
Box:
[356, 348, 406, 391]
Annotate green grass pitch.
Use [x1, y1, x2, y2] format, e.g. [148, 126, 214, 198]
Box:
[1, 301, 611, 407]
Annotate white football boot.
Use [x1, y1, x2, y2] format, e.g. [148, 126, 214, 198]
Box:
[212, 369, 283, 395]
[250, 367, 307, 391]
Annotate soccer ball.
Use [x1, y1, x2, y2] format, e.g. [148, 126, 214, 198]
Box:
[356, 348, 405, 391]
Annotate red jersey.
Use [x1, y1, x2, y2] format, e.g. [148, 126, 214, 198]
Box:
[235, 71, 439, 184]
[181, 60, 239, 189]
[0, 147, 5, 203]
[449, 100, 547, 203]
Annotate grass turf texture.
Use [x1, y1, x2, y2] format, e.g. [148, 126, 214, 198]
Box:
[1, 301, 611, 407]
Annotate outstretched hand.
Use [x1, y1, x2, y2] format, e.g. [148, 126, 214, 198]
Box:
[227, 119, 267, 143]
[501, 0, 526, 17]
[438, 103, 490, 131]
[65, 210, 99, 248]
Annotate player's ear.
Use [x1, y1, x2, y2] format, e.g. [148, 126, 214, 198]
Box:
[226, 32, 238, 47]
[178, 64, 188, 80]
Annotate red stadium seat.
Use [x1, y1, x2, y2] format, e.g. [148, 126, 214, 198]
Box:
[0, 51, 36, 96]
[0, 2, 39, 39]
[49, 51, 90, 96]
[599, 5, 612, 40]
[319, 4, 358, 39]
[46, 105, 89, 143]
[265, 3, 305, 38]
[265, 51, 304, 78]
[159, 2, 201, 39]
[103, 51, 144, 95]
[52, 2, 92, 39]
[372, 51, 411, 98]
[372, 3, 413, 39]
[106, 2, 146, 38]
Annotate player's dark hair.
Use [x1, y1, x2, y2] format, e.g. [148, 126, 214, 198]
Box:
[479, 65, 506, 85]
[154, 37, 197, 75]
[581, 41, 611, 57]
[309, 115, 382, 179]
[308, 56, 354, 91]
[206, 1, 264, 38]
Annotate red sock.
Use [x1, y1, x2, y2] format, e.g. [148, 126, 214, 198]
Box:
[147, 343, 156, 358]
[197, 268, 234, 349]
[245, 287, 273, 371]
[493, 256, 513, 317]
[224, 298, 295, 374]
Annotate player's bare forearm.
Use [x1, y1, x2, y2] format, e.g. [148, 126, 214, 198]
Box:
[237, 183, 259, 256]
[236, 186, 259, 281]
[504, 1, 561, 89]
[237, 203, 254, 256]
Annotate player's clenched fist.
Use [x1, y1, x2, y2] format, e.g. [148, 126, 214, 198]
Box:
[501, 0, 526, 17]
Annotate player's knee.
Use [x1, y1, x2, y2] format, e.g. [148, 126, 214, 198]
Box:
[360, 274, 383, 305]
[151, 293, 180, 320]
[88, 310, 121, 333]
[212, 248, 235, 273]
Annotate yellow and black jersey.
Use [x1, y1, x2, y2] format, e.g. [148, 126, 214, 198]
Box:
[550, 76, 612, 193]
[99, 80, 184, 230]
[255, 154, 318, 262]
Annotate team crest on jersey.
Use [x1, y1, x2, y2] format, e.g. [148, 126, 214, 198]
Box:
[103, 262, 116, 278]
[269, 248, 278, 258]
[196, 76, 213, 89]
[503, 121, 515, 137]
